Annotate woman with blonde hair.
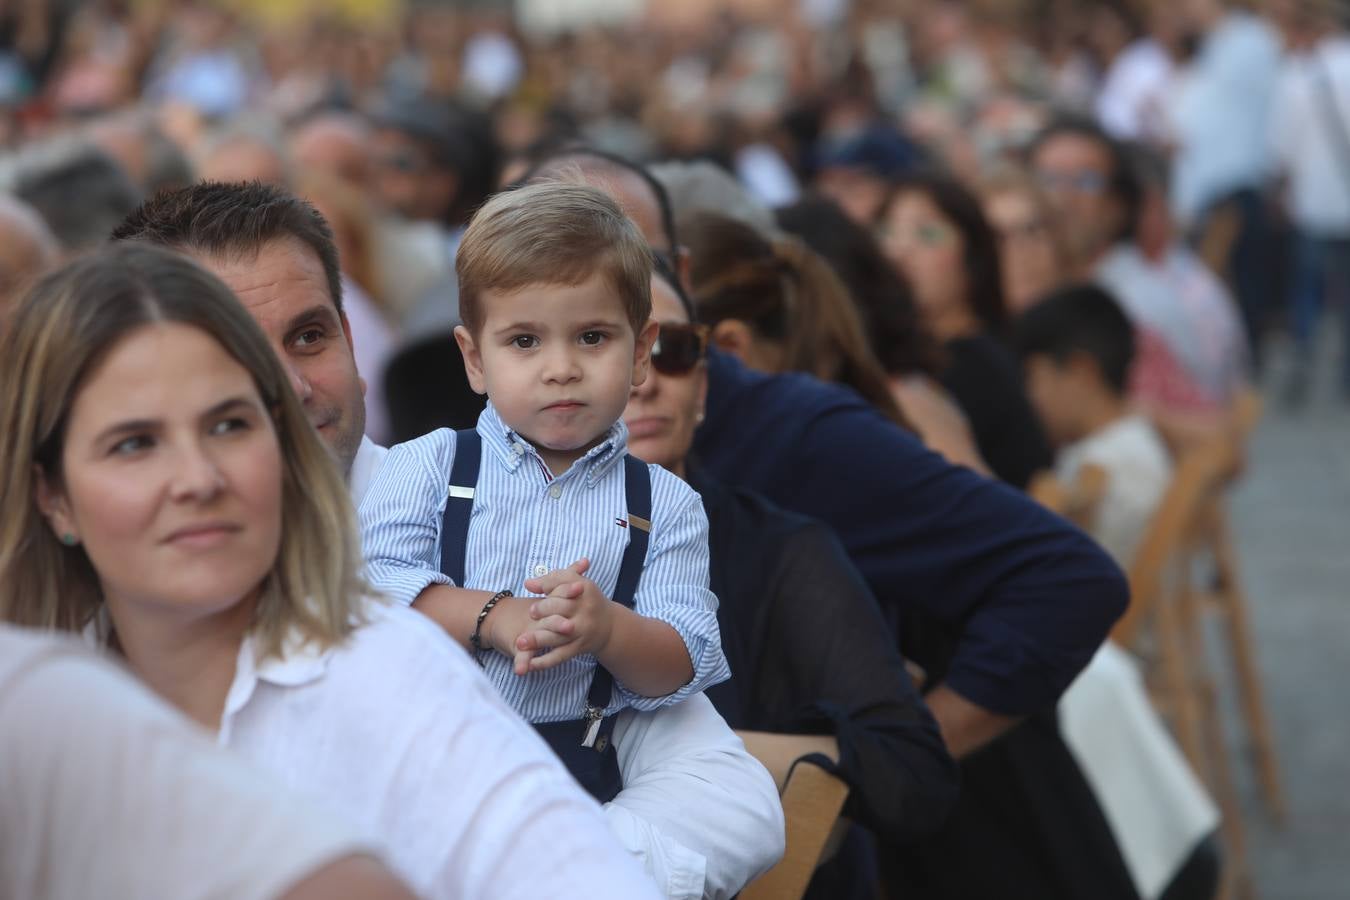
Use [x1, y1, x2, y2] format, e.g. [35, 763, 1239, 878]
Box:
[0, 243, 656, 900]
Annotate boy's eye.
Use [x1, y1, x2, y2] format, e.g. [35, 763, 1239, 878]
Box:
[579, 330, 606, 346]
[510, 335, 538, 350]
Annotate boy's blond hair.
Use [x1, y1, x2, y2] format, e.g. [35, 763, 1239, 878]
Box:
[456, 181, 652, 335]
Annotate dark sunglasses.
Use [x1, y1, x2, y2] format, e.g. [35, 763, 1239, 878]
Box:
[651, 322, 709, 376]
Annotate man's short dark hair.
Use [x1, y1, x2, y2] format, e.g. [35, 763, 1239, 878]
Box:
[1028, 114, 1142, 242]
[111, 181, 343, 314]
[1013, 283, 1136, 395]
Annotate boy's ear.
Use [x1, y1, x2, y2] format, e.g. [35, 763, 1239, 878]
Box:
[631, 318, 659, 387]
[453, 326, 488, 395]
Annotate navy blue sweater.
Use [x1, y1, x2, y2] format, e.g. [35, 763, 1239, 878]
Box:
[692, 351, 1129, 716]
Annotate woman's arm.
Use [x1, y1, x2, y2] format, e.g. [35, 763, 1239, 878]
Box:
[753, 519, 961, 842]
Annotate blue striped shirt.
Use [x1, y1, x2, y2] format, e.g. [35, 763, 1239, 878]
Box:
[358, 402, 730, 724]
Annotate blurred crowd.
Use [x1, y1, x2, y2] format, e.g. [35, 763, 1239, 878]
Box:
[0, 0, 1344, 898]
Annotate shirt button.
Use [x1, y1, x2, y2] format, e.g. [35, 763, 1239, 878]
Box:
[548, 484, 562, 499]
[532, 564, 548, 578]
[512, 443, 524, 456]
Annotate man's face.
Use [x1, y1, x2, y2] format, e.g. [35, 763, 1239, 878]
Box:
[371, 128, 457, 222]
[195, 237, 367, 476]
[1032, 134, 1121, 266]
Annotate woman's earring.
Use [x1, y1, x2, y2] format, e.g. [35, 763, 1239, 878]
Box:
[695, 411, 706, 424]
[60, 533, 78, 546]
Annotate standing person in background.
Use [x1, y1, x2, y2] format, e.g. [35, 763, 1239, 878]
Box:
[875, 172, 1053, 488]
[1270, 0, 1350, 405]
[1166, 0, 1281, 367]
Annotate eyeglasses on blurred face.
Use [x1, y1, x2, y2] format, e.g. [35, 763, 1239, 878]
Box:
[650, 322, 709, 376]
[1035, 169, 1107, 195]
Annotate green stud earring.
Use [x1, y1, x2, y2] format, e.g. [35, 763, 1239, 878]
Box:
[60, 533, 77, 546]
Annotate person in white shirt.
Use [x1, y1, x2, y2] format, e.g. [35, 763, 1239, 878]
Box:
[110, 180, 785, 899]
[0, 624, 419, 900]
[1269, 0, 1350, 403]
[1015, 284, 1221, 900]
[0, 243, 662, 900]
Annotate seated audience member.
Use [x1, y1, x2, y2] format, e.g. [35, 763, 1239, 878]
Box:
[296, 171, 397, 444]
[1014, 285, 1223, 900]
[0, 243, 662, 900]
[627, 260, 959, 896]
[288, 111, 376, 193]
[681, 210, 910, 425]
[1016, 283, 1172, 563]
[813, 122, 927, 225]
[10, 139, 142, 254]
[85, 108, 196, 198]
[979, 165, 1070, 315]
[777, 195, 989, 473]
[0, 194, 59, 316]
[0, 625, 418, 900]
[876, 172, 1054, 488]
[528, 147, 1137, 900]
[1029, 117, 1240, 430]
[111, 180, 785, 900]
[194, 119, 292, 186]
[360, 183, 730, 801]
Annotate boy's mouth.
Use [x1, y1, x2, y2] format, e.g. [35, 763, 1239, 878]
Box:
[543, 400, 584, 411]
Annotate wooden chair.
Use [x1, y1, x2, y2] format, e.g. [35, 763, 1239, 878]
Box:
[1117, 438, 1256, 900]
[740, 755, 851, 900]
[1028, 462, 1108, 529]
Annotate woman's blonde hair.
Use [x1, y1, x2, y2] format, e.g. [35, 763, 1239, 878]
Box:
[0, 243, 365, 659]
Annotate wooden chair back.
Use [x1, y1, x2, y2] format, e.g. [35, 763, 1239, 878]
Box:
[740, 757, 850, 900]
[1028, 462, 1108, 529]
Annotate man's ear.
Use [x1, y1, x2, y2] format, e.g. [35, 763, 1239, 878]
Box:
[33, 464, 76, 543]
[710, 319, 756, 365]
[631, 318, 659, 387]
[454, 325, 488, 395]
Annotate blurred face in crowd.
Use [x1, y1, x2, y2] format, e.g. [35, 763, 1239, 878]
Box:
[624, 275, 707, 478]
[1023, 352, 1095, 448]
[197, 136, 288, 186]
[984, 188, 1063, 314]
[37, 323, 283, 625]
[371, 128, 457, 223]
[816, 167, 890, 227]
[1031, 133, 1122, 268]
[289, 115, 373, 191]
[878, 190, 971, 329]
[194, 238, 367, 477]
[455, 272, 658, 476]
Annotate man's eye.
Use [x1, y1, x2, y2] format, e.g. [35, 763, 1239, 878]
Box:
[294, 328, 325, 348]
[511, 335, 538, 350]
[580, 331, 606, 346]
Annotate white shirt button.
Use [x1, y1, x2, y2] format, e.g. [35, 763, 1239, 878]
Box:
[548, 484, 562, 499]
[532, 564, 548, 578]
[512, 443, 524, 456]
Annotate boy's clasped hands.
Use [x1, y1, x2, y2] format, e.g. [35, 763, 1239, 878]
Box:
[483, 558, 617, 675]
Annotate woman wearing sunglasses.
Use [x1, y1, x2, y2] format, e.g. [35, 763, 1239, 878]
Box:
[875, 173, 1054, 490]
[624, 261, 959, 897]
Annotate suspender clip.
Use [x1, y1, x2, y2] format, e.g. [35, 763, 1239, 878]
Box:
[581, 705, 604, 749]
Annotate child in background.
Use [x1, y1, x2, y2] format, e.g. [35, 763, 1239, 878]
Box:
[359, 182, 729, 801]
[1015, 283, 1172, 566]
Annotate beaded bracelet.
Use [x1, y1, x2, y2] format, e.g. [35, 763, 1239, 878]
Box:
[469, 589, 512, 663]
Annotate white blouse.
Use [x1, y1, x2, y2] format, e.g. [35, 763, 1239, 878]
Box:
[216, 600, 659, 900]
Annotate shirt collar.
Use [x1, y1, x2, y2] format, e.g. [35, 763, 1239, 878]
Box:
[476, 401, 628, 486]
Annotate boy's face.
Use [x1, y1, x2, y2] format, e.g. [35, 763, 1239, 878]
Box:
[455, 272, 658, 474]
[1023, 354, 1090, 449]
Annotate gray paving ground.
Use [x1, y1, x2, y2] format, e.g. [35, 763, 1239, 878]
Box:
[1227, 327, 1350, 899]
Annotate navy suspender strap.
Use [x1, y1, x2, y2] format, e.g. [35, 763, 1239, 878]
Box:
[580, 454, 651, 737]
[440, 429, 482, 589]
[438, 435, 651, 803]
